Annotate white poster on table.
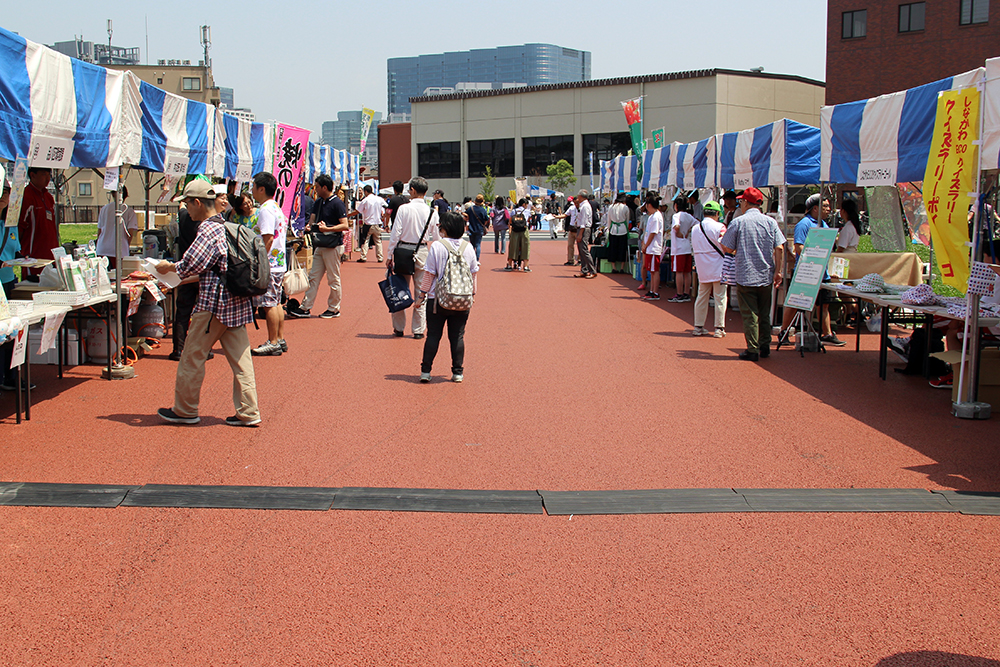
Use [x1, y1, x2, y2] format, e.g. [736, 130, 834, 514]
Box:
[10, 328, 27, 369]
[38, 312, 66, 354]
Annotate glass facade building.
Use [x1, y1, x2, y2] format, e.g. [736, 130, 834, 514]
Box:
[321, 110, 382, 162]
[388, 44, 591, 115]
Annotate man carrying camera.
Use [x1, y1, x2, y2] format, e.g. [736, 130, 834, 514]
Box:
[287, 174, 349, 319]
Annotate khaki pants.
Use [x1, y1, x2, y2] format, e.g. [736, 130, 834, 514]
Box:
[174, 311, 260, 422]
[359, 225, 384, 261]
[567, 228, 577, 263]
[694, 280, 728, 329]
[301, 246, 342, 313]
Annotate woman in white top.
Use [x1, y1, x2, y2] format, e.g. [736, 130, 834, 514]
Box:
[836, 199, 861, 252]
[415, 210, 479, 383]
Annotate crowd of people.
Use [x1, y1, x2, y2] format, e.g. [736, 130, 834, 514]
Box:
[4, 163, 978, 424]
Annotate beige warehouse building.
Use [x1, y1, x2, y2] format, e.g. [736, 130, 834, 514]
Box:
[407, 68, 824, 199]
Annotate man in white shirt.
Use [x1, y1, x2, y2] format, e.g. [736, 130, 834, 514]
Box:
[387, 177, 440, 338]
[690, 201, 728, 337]
[668, 198, 698, 303]
[250, 172, 289, 357]
[95, 186, 139, 267]
[554, 197, 578, 265]
[355, 185, 387, 262]
[574, 189, 596, 278]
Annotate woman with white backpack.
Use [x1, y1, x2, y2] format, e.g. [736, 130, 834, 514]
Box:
[414, 211, 479, 383]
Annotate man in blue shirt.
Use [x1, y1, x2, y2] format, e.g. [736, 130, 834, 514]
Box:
[780, 194, 845, 347]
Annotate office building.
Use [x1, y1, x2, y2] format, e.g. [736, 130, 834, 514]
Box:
[827, 0, 999, 105]
[387, 44, 591, 115]
[378, 68, 824, 199]
[219, 87, 235, 109]
[321, 110, 382, 168]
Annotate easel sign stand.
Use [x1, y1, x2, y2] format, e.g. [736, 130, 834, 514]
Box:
[775, 227, 839, 357]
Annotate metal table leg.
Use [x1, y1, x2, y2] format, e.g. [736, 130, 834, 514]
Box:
[14, 363, 22, 424]
[879, 304, 890, 380]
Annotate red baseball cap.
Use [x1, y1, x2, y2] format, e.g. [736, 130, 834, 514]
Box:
[738, 187, 764, 205]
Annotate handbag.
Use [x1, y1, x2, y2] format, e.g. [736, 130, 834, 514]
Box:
[282, 246, 309, 296]
[311, 197, 343, 248]
[392, 206, 433, 276]
[378, 268, 414, 313]
[700, 222, 736, 285]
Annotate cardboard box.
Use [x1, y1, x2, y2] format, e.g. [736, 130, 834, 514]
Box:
[939, 349, 1000, 406]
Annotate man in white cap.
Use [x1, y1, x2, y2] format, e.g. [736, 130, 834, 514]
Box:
[155, 179, 261, 427]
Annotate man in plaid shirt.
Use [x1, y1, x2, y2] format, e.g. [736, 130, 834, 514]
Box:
[155, 180, 261, 427]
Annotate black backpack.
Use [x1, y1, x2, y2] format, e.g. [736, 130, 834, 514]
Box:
[219, 222, 270, 297]
[591, 202, 601, 226]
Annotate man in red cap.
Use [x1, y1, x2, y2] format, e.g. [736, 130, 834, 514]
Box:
[720, 187, 786, 361]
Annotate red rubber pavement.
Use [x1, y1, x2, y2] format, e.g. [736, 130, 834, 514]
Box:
[1, 238, 998, 665]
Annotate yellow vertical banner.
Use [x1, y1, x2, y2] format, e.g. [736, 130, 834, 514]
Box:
[923, 87, 980, 292]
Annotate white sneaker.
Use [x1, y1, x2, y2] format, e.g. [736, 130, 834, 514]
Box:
[714, 329, 726, 338]
[451, 374, 464, 383]
[692, 327, 706, 336]
[419, 372, 431, 383]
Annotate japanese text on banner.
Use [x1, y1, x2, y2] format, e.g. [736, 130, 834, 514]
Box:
[272, 124, 311, 220]
[922, 87, 980, 292]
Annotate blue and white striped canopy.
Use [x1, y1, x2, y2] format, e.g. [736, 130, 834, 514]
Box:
[668, 137, 717, 190]
[0, 25, 132, 168]
[133, 77, 222, 176]
[716, 118, 820, 188]
[220, 114, 274, 181]
[821, 67, 984, 185]
[305, 142, 361, 187]
[599, 154, 639, 193]
[639, 146, 671, 189]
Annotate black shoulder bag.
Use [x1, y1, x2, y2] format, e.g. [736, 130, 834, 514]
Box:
[392, 206, 433, 276]
[311, 197, 342, 248]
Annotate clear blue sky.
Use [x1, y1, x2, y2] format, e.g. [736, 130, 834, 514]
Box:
[3, 0, 828, 140]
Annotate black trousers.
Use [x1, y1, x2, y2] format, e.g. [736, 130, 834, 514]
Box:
[171, 283, 199, 354]
[420, 300, 470, 374]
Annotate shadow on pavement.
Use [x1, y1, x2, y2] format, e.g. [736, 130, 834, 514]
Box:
[97, 413, 227, 427]
[757, 326, 1000, 491]
[876, 652, 1000, 666]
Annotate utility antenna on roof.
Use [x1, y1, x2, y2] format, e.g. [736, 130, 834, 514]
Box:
[200, 25, 212, 69]
[106, 19, 113, 51]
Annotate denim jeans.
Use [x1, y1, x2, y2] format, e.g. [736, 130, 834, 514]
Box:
[468, 232, 483, 260]
[494, 230, 507, 254]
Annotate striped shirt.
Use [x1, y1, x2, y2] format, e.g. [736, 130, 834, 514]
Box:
[175, 216, 254, 328]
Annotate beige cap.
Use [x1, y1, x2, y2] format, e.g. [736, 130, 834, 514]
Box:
[173, 179, 218, 202]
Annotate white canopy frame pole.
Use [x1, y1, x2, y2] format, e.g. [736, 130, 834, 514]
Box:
[955, 75, 989, 411]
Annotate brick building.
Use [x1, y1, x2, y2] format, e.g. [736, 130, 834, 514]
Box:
[827, 0, 1000, 105]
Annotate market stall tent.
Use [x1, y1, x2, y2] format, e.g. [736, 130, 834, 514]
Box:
[668, 137, 717, 191]
[820, 67, 984, 186]
[716, 118, 821, 189]
[0, 25, 133, 169]
[640, 146, 672, 190]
